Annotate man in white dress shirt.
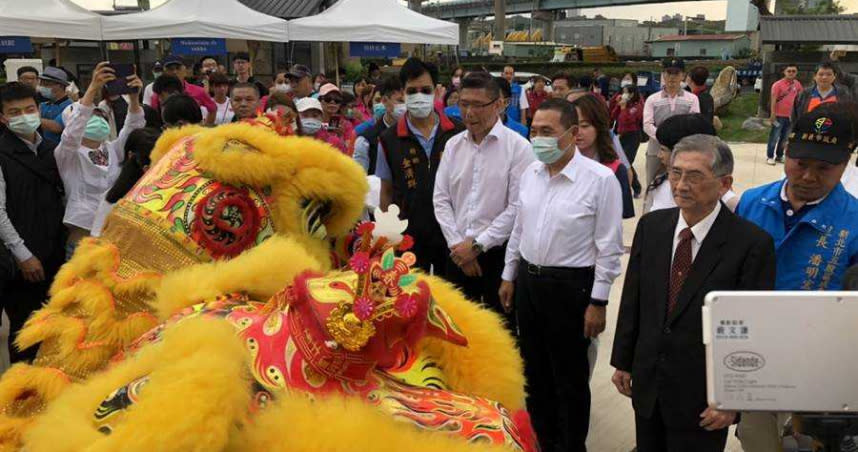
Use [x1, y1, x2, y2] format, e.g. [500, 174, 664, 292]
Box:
[433, 72, 534, 328]
[498, 98, 624, 452]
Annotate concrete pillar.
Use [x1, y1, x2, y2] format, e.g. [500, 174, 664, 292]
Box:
[533, 10, 555, 41]
[457, 18, 472, 50]
[494, 0, 506, 41]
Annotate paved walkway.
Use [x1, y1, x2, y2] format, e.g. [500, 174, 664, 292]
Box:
[588, 142, 782, 452]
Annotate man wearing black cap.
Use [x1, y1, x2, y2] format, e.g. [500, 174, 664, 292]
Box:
[286, 64, 314, 100]
[37, 67, 73, 145]
[232, 52, 268, 97]
[736, 102, 858, 452]
[643, 58, 700, 187]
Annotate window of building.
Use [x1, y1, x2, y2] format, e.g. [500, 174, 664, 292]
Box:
[667, 48, 675, 56]
[700, 48, 707, 56]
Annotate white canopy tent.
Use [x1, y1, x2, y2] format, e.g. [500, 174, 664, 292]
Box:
[288, 0, 458, 45]
[0, 0, 103, 41]
[101, 0, 289, 42]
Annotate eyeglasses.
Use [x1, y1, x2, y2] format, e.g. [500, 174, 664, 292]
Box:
[667, 168, 723, 185]
[321, 97, 343, 105]
[405, 87, 433, 95]
[458, 97, 499, 112]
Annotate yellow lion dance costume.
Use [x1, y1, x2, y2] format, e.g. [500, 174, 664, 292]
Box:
[0, 116, 536, 451]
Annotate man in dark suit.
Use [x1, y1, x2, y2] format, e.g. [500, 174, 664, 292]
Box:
[0, 82, 66, 362]
[611, 133, 776, 452]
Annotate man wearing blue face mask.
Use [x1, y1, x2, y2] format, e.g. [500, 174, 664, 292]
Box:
[354, 77, 405, 174]
[376, 57, 464, 274]
[0, 82, 66, 362]
[37, 67, 74, 145]
[498, 98, 624, 452]
[55, 62, 146, 256]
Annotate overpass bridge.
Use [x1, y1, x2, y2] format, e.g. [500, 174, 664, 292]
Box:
[415, 0, 765, 51]
[421, 0, 712, 20]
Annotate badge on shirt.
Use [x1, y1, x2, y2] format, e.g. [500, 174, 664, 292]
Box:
[89, 149, 109, 166]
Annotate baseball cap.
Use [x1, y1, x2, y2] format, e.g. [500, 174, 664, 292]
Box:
[656, 113, 716, 150]
[662, 58, 686, 73]
[318, 83, 340, 98]
[39, 67, 69, 86]
[163, 55, 185, 67]
[233, 52, 250, 63]
[287, 64, 312, 80]
[787, 106, 856, 164]
[295, 97, 323, 113]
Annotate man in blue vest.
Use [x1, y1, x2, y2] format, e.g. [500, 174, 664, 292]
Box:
[353, 77, 405, 174]
[736, 103, 858, 451]
[494, 77, 529, 139]
[502, 65, 529, 125]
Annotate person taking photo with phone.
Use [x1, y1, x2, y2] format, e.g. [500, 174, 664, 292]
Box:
[55, 62, 146, 256]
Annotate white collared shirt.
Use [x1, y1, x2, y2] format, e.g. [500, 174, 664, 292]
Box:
[55, 102, 145, 231]
[433, 119, 535, 250]
[672, 201, 721, 264]
[502, 149, 624, 301]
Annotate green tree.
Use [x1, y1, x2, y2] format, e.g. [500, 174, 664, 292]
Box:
[782, 0, 845, 15]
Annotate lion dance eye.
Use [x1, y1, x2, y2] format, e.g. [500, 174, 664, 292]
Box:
[191, 183, 262, 259]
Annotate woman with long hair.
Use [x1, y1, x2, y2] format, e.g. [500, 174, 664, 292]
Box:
[610, 72, 644, 197]
[572, 95, 635, 218]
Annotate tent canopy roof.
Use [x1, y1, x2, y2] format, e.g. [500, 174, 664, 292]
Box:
[101, 0, 288, 42]
[288, 0, 458, 45]
[0, 0, 103, 40]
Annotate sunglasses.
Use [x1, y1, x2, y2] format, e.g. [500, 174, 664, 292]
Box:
[405, 87, 433, 95]
[321, 97, 343, 104]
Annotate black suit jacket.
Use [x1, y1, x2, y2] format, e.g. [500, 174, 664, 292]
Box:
[610, 205, 775, 429]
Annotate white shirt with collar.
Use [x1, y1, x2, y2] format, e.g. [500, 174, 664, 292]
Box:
[433, 119, 535, 250]
[672, 201, 721, 264]
[502, 148, 624, 301]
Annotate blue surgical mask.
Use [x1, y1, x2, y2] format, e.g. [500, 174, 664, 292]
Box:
[38, 86, 55, 101]
[530, 127, 573, 164]
[301, 118, 322, 135]
[84, 116, 111, 142]
[393, 103, 408, 120]
[373, 103, 386, 119]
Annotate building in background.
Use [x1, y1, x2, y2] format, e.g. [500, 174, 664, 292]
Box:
[649, 33, 751, 58]
[553, 18, 678, 56]
[726, 0, 760, 32]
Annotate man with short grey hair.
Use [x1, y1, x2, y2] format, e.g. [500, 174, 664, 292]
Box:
[612, 133, 776, 452]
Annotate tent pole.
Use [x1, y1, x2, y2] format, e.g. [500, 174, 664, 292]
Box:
[54, 39, 62, 66]
[335, 43, 340, 86]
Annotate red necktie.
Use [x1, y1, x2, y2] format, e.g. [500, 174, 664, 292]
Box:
[668, 227, 694, 315]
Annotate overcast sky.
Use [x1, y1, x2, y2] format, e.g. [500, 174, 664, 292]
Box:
[73, 0, 858, 20]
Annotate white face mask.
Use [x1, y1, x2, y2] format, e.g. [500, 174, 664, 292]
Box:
[301, 117, 322, 135]
[620, 80, 633, 88]
[392, 103, 408, 120]
[273, 83, 291, 93]
[405, 93, 434, 119]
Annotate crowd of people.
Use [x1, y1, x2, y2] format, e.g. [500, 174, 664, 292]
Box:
[1, 50, 858, 452]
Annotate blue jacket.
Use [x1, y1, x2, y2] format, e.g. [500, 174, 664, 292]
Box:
[504, 117, 529, 139]
[444, 105, 461, 121]
[737, 179, 858, 290]
[507, 83, 523, 123]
